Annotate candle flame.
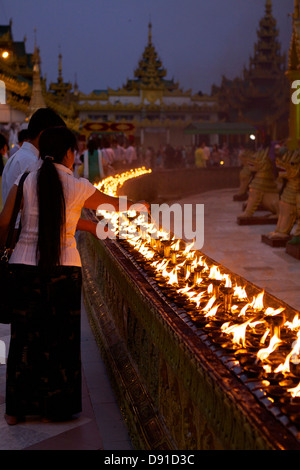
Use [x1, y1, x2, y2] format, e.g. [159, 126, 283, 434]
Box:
[257, 333, 282, 362]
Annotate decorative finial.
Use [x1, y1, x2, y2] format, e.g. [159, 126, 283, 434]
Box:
[32, 28, 40, 68]
[265, 0, 272, 14]
[294, 0, 300, 19]
[58, 44, 62, 80]
[74, 73, 78, 95]
[148, 21, 152, 45]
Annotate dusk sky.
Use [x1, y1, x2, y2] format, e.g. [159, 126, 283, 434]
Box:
[0, 0, 294, 95]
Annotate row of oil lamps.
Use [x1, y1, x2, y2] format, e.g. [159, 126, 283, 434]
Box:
[95, 168, 300, 401]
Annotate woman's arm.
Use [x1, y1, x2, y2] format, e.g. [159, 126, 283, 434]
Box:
[76, 218, 97, 237]
[84, 188, 149, 213]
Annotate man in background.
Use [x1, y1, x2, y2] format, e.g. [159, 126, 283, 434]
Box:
[1, 108, 65, 204]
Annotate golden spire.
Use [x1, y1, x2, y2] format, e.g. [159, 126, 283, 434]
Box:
[265, 0, 272, 14]
[49, 45, 72, 97]
[294, 0, 300, 19]
[58, 45, 63, 83]
[29, 28, 46, 115]
[148, 22, 152, 45]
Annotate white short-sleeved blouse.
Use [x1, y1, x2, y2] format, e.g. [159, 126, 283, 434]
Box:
[9, 163, 96, 267]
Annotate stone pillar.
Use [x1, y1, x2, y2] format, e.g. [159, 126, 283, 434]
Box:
[287, 70, 300, 150]
[286, 1, 300, 150]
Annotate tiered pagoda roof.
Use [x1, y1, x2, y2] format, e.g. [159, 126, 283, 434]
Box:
[287, 0, 300, 71]
[123, 22, 179, 92]
[0, 22, 79, 130]
[246, 0, 286, 83]
[212, 0, 289, 138]
[0, 20, 34, 84]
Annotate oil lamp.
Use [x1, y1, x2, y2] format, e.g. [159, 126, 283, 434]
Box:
[222, 286, 234, 313]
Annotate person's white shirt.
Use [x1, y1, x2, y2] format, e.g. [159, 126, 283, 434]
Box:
[112, 144, 125, 162]
[202, 145, 211, 161]
[1, 141, 39, 204]
[126, 145, 137, 164]
[9, 163, 96, 267]
[101, 147, 114, 165]
[8, 144, 20, 158]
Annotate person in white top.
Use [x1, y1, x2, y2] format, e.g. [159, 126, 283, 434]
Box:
[83, 137, 104, 183]
[8, 128, 28, 159]
[1, 108, 66, 205]
[101, 137, 115, 177]
[1, 107, 96, 236]
[111, 138, 126, 171]
[0, 126, 148, 425]
[125, 140, 137, 168]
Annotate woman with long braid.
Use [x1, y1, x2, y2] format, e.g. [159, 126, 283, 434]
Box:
[0, 126, 146, 425]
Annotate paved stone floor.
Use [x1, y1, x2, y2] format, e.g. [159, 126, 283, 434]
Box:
[0, 298, 133, 450]
[0, 186, 299, 450]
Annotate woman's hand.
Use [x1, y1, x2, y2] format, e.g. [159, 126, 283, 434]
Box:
[128, 200, 150, 214]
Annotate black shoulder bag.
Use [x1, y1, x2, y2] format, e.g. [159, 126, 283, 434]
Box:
[0, 172, 29, 323]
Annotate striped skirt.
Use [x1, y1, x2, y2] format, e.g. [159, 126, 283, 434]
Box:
[5, 264, 82, 421]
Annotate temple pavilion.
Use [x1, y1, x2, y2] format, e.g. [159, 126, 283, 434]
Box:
[76, 22, 218, 148]
[0, 2, 292, 149]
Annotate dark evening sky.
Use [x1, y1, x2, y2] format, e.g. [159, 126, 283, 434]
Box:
[0, 0, 294, 95]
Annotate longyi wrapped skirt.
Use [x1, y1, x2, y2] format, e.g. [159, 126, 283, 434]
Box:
[6, 264, 82, 420]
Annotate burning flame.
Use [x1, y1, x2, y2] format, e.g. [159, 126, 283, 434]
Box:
[252, 291, 264, 311]
[233, 285, 247, 300]
[95, 167, 152, 197]
[274, 331, 300, 375]
[202, 295, 216, 313]
[257, 334, 282, 362]
[287, 382, 300, 397]
[221, 319, 253, 348]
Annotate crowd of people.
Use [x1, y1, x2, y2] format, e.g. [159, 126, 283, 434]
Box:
[73, 135, 139, 184]
[0, 123, 265, 208]
[137, 141, 244, 170]
[72, 138, 244, 183]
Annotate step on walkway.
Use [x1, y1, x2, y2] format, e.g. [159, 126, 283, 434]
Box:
[0, 299, 133, 450]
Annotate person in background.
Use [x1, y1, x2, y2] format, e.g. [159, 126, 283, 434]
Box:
[220, 143, 230, 166]
[111, 138, 126, 172]
[0, 133, 8, 211]
[163, 144, 176, 169]
[0, 126, 148, 425]
[211, 144, 221, 167]
[1, 107, 66, 205]
[0, 133, 8, 174]
[101, 137, 115, 176]
[83, 137, 104, 184]
[8, 129, 28, 158]
[194, 143, 207, 168]
[201, 142, 211, 164]
[125, 137, 137, 169]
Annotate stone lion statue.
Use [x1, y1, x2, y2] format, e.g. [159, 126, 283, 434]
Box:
[266, 150, 300, 240]
[238, 148, 279, 218]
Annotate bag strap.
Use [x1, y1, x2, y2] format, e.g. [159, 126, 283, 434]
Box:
[5, 171, 29, 249]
